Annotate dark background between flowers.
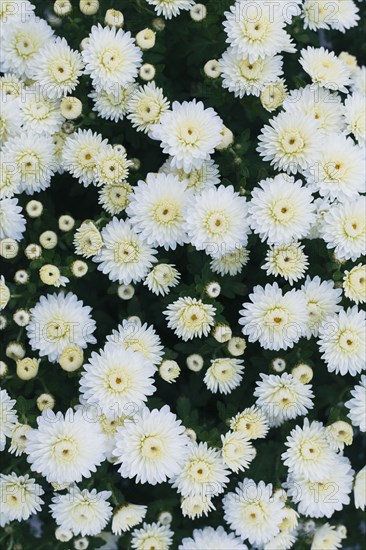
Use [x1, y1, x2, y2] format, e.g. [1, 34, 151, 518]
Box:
[1, 1, 366, 548]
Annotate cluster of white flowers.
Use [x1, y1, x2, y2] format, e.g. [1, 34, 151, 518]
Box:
[0, 0, 365, 548]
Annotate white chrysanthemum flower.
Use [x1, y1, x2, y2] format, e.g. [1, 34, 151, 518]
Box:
[230, 405, 269, 439]
[282, 418, 337, 482]
[144, 264, 180, 296]
[254, 373, 314, 427]
[204, 358, 244, 394]
[26, 408, 107, 483]
[62, 129, 108, 187]
[326, 420, 353, 451]
[283, 85, 345, 134]
[257, 111, 321, 174]
[306, 196, 332, 239]
[107, 318, 163, 367]
[80, 342, 156, 418]
[99, 182, 132, 214]
[164, 296, 216, 341]
[262, 242, 308, 284]
[128, 82, 170, 134]
[146, 0, 195, 19]
[159, 157, 221, 192]
[131, 522, 173, 550]
[94, 144, 132, 186]
[221, 431, 256, 473]
[113, 405, 189, 484]
[82, 24, 142, 91]
[249, 175, 316, 244]
[0, 0, 35, 23]
[351, 65, 366, 95]
[302, 0, 359, 33]
[150, 99, 223, 172]
[300, 47, 351, 92]
[264, 532, 296, 550]
[185, 185, 250, 258]
[26, 292, 96, 362]
[285, 455, 354, 518]
[74, 220, 103, 258]
[94, 218, 157, 284]
[239, 282, 308, 351]
[0, 151, 22, 198]
[181, 494, 216, 519]
[302, 276, 342, 338]
[89, 85, 137, 122]
[20, 86, 63, 135]
[223, 1, 295, 63]
[223, 478, 285, 546]
[0, 473, 44, 526]
[50, 487, 112, 536]
[0, 17, 54, 78]
[210, 246, 249, 276]
[344, 93, 365, 144]
[354, 466, 366, 511]
[345, 375, 366, 432]
[220, 47, 283, 97]
[172, 441, 230, 498]
[179, 526, 247, 550]
[0, 95, 21, 145]
[29, 37, 84, 99]
[0, 198, 26, 242]
[0, 389, 18, 451]
[305, 134, 365, 202]
[0, 73, 24, 100]
[2, 132, 55, 194]
[318, 307, 366, 376]
[321, 197, 366, 261]
[126, 172, 192, 250]
[112, 503, 147, 535]
[311, 523, 343, 550]
[344, 264, 366, 304]
[9, 423, 32, 456]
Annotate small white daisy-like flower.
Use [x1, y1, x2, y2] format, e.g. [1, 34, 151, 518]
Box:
[99, 182, 132, 215]
[282, 418, 337, 482]
[2, 132, 55, 194]
[321, 197, 366, 261]
[128, 82, 170, 134]
[164, 296, 216, 341]
[131, 522, 173, 550]
[262, 242, 308, 284]
[185, 185, 250, 258]
[221, 431, 256, 473]
[0, 152, 22, 198]
[159, 157, 221, 192]
[1, 17, 54, 78]
[150, 99, 223, 172]
[0, 95, 21, 145]
[26, 292, 96, 363]
[0, 73, 24, 99]
[326, 420, 353, 451]
[172, 441, 230, 498]
[249, 175, 316, 244]
[20, 86, 63, 135]
[29, 37, 84, 99]
[354, 466, 366, 510]
[305, 134, 365, 202]
[180, 495, 216, 520]
[343, 263, 366, 304]
[350, 65, 366, 95]
[80, 342, 156, 418]
[344, 93, 366, 143]
[257, 111, 321, 174]
[82, 24, 142, 91]
[144, 264, 180, 296]
[210, 246, 249, 276]
[302, 0, 359, 33]
[230, 405, 269, 439]
[9, 423, 32, 456]
[239, 282, 309, 351]
[223, 478, 285, 546]
[301, 276, 342, 338]
[254, 372, 314, 427]
[311, 523, 343, 550]
[345, 375, 366, 432]
[204, 358, 244, 394]
[299, 47, 351, 93]
[94, 144, 132, 186]
[0, 473, 44, 526]
[107, 318, 163, 367]
[179, 526, 247, 550]
[112, 503, 147, 535]
[223, 1, 295, 63]
[62, 129, 108, 187]
[74, 220, 103, 258]
[318, 307, 366, 376]
[89, 85, 137, 122]
[220, 47, 283, 98]
[126, 172, 192, 250]
[50, 487, 112, 537]
[146, 0, 195, 19]
[113, 405, 189, 485]
[94, 218, 157, 284]
[0, 388, 18, 451]
[0, 198, 26, 242]
[26, 408, 107, 483]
